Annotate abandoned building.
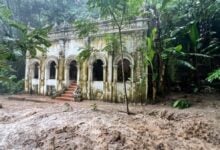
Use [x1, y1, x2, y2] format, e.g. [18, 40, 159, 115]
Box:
[25, 18, 149, 102]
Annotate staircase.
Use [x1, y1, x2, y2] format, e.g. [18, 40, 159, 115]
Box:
[55, 82, 77, 101]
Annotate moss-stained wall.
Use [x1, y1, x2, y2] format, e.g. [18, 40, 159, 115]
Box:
[25, 18, 149, 103]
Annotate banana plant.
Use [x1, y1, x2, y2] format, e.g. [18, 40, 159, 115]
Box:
[207, 69, 220, 83]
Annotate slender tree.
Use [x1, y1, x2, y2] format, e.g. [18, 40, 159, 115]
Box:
[87, 0, 143, 114]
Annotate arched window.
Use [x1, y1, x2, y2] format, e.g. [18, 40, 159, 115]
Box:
[34, 63, 39, 79]
[117, 59, 131, 82]
[49, 61, 56, 79]
[93, 59, 103, 81]
[69, 60, 77, 81]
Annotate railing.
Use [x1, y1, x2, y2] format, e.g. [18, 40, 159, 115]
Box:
[49, 17, 149, 40]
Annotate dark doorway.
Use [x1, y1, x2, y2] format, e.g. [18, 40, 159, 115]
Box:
[69, 60, 77, 81]
[49, 61, 56, 79]
[117, 59, 131, 82]
[34, 63, 39, 79]
[93, 59, 103, 81]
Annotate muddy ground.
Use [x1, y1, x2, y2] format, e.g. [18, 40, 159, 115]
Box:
[0, 94, 220, 150]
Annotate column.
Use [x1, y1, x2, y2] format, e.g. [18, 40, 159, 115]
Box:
[130, 64, 134, 102]
[55, 65, 59, 90]
[65, 65, 70, 86]
[40, 55, 46, 95]
[103, 65, 107, 100]
[44, 65, 49, 95]
[37, 65, 40, 94]
[77, 64, 80, 84]
[87, 64, 93, 99]
[25, 52, 31, 93]
[29, 65, 34, 93]
[107, 54, 113, 101]
[113, 65, 118, 102]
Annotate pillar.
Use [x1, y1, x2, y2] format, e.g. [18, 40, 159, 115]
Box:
[130, 64, 134, 102]
[25, 51, 31, 93]
[40, 54, 46, 95]
[65, 65, 70, 86]
[103, 65, 107, 100]
[87, 64, 93, 99]
[113, 65, 118, 102]
[77, 64, 80, 83]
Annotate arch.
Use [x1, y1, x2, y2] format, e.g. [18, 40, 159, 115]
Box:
[45, 56, 58, 80]
[29, 58, 40, 79]
[69, 60, 77, 81]
[30, 58, 40, 66]
[45, 56, 58, 68]
[117, 59, 131, 82]
[113, 53, 134, 66]
[88, 52, 107, 67]
[93, 59, 104, 81]
[65, 55, 78, 66]
[49, 61, 56, 79]
[34, 62, 39, 79]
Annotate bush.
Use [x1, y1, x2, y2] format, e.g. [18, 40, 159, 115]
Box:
[0, 78, 24, 94]
[91, 103, 97, 111]
[172, 99, 191, 109]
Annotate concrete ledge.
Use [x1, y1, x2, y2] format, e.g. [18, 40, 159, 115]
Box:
[8, 96, 55, 104]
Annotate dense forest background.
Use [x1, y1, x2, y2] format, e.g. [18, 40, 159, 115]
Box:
[0, 0, 93, 93]
[0, 0, 219, 98]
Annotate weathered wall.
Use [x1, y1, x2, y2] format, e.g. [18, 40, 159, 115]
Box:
[25, 18, 149, 102]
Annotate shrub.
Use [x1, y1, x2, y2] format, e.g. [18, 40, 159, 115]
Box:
[91, 103, 97, 111]
[172, 99, 191, 109]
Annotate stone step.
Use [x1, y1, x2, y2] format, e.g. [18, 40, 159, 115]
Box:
[69, 85, 77, 88]
[55, 82, 77, 101]
[56, 97, 74, 101]
[67, 87, 76, 91]
[65, 91, 73, 94]
[61, 93, 73, 97]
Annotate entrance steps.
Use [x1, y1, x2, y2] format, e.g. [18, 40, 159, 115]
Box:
[55, 82, 77, 101]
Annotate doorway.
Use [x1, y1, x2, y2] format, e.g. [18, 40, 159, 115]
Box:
[69, 60, 77, 81]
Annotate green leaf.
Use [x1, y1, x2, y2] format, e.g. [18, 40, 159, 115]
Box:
[187, 53, 211, 58]
[189, 23, 199, 47]
[206, 69, 220, 83]
[177, 60, 195, 70]
[175, 44, 182, 52]
[161, 0, 173, 10]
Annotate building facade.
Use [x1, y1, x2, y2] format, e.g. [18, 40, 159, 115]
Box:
[25, 18, 149, 102]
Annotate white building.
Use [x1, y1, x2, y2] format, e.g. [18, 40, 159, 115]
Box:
[25, 18, 149, 102]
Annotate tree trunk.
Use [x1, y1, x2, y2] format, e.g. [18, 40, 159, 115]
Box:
[118, 27, 129, 114]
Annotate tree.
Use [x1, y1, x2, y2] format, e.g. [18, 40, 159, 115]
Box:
[87, 0, 143, 114]
[141, 0, 220, 99]
[0, 3, 51, 94]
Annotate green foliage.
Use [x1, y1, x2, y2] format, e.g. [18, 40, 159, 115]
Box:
[0, 69, 24, 94]
[77, 44, 93, 63]
[74, 20, 98, 38]
[172, 99, 191, 109]
[189, 22, 199, 47]
[103, 34, 120, 53]
[207, 69, 220, 83]
[0, 2, 12, 21]
[0, 3, 51, 97]
[91, 103, 97, 111]
[1, 0, 91, 27]
[16, 26, 52, 57]
[87, 0, 143, 25]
